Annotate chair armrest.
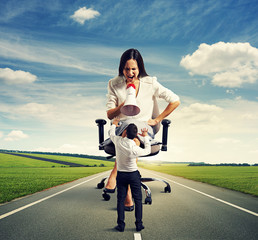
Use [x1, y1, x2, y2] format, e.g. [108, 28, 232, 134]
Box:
[95, 119, 107, 149]
[161, 119, 171, 151]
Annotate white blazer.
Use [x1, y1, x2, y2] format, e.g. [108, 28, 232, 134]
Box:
[106, 75, 180, 124]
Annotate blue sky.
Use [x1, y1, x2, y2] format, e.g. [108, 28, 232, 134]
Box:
[0, 0, 258, 163]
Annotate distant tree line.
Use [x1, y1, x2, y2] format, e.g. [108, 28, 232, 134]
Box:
[0, 149, 115, 162]
[188, 162, 257, 166]
[1, 149, 256, 166]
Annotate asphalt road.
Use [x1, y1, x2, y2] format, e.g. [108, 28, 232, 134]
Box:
[0, 168, 257, 240]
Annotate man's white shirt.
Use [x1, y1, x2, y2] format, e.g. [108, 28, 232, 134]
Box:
[110, 125, 151, 172]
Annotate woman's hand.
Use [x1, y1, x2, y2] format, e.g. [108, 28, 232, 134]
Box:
[107, 101, 125, 120]
[147, 101, 180, 126]
[147, 118, 159, 126]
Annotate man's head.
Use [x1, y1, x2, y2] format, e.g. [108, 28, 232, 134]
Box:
[126, 123, 138, 140]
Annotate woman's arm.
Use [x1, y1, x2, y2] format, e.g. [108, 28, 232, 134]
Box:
[148, 77, 180, 126]
[107, 102, 125, 120]
[148, 100, 180, 126]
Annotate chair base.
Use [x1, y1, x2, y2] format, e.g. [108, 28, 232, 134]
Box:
[97, 176, 171, 204]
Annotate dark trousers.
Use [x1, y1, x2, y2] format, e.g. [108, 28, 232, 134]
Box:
[116, 170, 142, 227]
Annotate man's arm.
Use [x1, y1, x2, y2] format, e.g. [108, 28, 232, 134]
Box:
[136, 136, 151, 156]
[132, 128, 151, 156]
[110, 117, 120, 143]
[110, 124, 116, 143]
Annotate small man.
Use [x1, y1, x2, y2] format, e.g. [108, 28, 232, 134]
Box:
[110, 117, 151, 232]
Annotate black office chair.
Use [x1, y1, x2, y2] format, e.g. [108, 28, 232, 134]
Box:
[95, 119, 172, 204]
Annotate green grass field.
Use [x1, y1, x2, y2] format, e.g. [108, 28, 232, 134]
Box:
[1, 152, 257, 204]
[139, 163, 258, 196]
[11, 153, 115, 167]
[0, 153, 67, 168]
[0, 153, 114, 203]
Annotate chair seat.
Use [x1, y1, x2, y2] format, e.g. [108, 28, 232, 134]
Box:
[103, 141, 161, 157]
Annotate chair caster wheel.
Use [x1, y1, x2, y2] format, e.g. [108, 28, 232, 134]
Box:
[145, 197, 152, 205]
[97, 182, 105, 189]
[164, 186, 171, 193]
[102, 193, 110, 201]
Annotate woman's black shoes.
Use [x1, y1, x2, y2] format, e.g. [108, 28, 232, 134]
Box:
[124, 205, 134, 211]
[103, 187, 116, 193]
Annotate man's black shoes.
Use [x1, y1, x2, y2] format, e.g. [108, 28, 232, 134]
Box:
[136, 225, 145, 232]
[115, 225, 125, 232]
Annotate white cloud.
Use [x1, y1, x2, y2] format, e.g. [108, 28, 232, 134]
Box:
[213, 138, 240, 144]
[0, 131, 3, 139]
[241, 113, 258, 120]
[70, 7, 100, 24]
[212, 65, 257, 87]
[31, 140, 99, 155]
[0, 95, 107, 128]
[180, 42, 258, 88]
[4, 130, 28, 141]
[55, 144, 86, 154]
[0, 39, 115, 76]
[159, 98, 258, 164]
[226, 89, 235, 95]
[175, 102, 223, 130]
[18, 103, 55, 117]
[0, 68, 37, 84]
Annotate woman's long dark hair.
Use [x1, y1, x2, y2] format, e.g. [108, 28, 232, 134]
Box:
[119, 49, 148, 78]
